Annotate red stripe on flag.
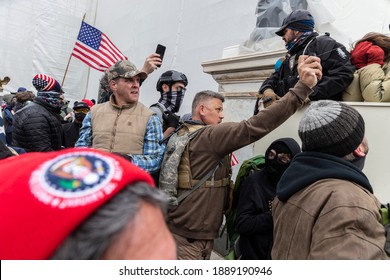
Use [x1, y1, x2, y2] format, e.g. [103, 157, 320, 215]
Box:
[74, 42, 112, 67]
[73, 42, 113, 70]
[71, 21, 128, 72]
[72, 52, 107, 72]
[97, 44, 118, 66]
[231, 153, 239, 167]
[101, 34, 127, 60]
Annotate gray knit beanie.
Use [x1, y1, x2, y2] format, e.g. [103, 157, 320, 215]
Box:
[298, 100, 365, 157]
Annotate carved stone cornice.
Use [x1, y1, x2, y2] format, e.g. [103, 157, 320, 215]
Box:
[202, 50, 285, 98]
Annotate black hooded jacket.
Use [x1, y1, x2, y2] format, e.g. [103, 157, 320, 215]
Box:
[260, 32, 355, 101]
[276, 151, 372, 201]
[235, 138, 301, 259]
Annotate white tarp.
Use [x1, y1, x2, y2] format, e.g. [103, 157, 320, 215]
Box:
[1, 0, 390, 113]
[241, 0, 390, 54]
[0, 0, 259, 115]
[88, 0, 259, 114]
[0, 0, 97, 101]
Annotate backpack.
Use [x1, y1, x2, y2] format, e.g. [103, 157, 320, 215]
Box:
[159, 123, 207, 207]
[223, 154, 266, 260]
[380, 203, 390, 257]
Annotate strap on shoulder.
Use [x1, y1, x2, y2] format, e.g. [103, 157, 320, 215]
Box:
[150, 103, 166, 115]
[177, 161, 221, 204]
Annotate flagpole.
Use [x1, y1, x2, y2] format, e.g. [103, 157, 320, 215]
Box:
[82, 1, 98, 100]
[83, 68, 91, 99]
[61, 13, 86, 88]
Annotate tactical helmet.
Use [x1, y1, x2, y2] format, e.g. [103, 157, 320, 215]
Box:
[275, 10, 314, 36]
[156, 70, 188, 92]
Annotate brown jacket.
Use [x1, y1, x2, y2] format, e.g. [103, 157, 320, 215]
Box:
[168, 81, 313, 240]
[272, 179, 387, 259]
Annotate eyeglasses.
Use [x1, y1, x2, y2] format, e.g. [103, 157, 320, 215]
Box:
[268, 149, 292, 164]
[277, 153, 292, 164]
[74, 108, 90, 114]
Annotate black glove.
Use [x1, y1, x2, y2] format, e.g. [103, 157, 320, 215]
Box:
[163, 111, 181, 129]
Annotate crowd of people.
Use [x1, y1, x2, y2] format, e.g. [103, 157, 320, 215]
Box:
[0, 9, 389, 260]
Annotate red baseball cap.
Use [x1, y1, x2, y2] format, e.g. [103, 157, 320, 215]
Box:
[0, 148, 154, 259]
[81, 99, 94, 107]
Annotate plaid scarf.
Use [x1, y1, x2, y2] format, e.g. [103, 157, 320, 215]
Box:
[286, 31, 315, 52]
[158, 90, 185, 113]
[37, 91, 63, 108]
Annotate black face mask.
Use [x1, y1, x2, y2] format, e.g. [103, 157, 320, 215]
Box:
[351, 155, 367, 170]
[265, 142, 293, 184]
[74, 112, 86, 123]
[267, 156, 290, 184]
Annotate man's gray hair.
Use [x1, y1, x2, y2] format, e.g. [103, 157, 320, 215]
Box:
[191, 90, 225, 115]
[51, 182, 167, 259]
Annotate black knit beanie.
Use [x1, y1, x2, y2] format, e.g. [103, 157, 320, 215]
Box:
[298, 100, 365, 157]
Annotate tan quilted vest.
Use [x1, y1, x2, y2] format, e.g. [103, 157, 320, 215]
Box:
[91, 98, 153, 154]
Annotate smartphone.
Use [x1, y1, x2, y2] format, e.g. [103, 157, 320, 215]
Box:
[155, 44, 166, 67]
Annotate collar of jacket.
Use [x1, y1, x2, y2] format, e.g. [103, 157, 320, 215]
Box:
[33, 98, 61, 114]
[288, 32, 318, 56]
[184, 119, 204, 125]
[109, 94, 137, 110]
[276, 151, 373, 201]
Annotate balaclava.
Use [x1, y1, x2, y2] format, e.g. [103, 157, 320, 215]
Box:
[265, 138, 301, 184]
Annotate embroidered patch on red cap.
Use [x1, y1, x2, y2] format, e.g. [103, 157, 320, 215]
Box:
[29, 150, 122, 209]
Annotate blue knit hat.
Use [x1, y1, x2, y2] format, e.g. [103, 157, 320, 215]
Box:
[276, 10, 315, 36]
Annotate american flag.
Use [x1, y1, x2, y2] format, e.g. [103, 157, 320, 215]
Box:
[72, 21, 128, 72]
[231, 153, 239, 167]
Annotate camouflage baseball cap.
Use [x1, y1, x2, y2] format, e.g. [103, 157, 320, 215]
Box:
[107, 60, 148, 82]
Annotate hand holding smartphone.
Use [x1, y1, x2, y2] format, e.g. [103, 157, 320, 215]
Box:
[155, 44, 166, 68]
